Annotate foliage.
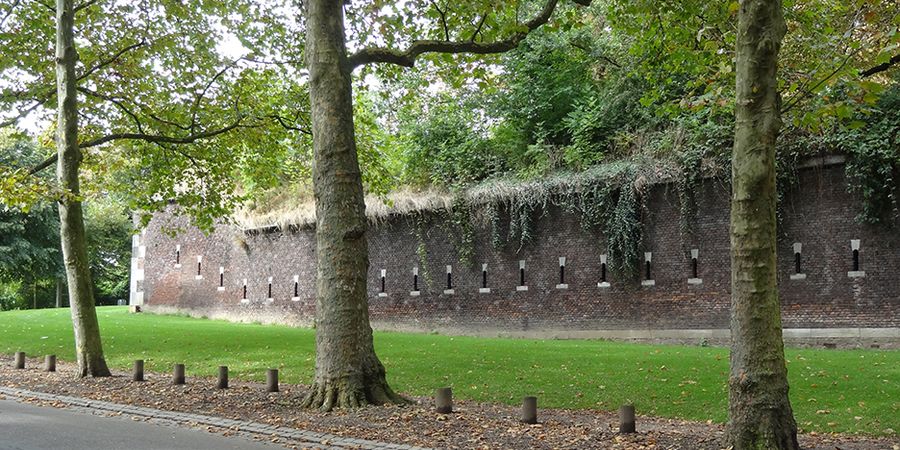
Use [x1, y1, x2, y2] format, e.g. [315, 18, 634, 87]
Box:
[0, 202, 63, 311]
[0, 203, 61, 282]
[842, 83, 900, 224]
[562, 76, 651, 169]
[0, 0, 306, 233]
[1, 307, 897, 436]
[0, 281, 20, 311]
[491, 27, 599, 148]
[0, 131, 56, 211]
[399, 98, 503, 189]
[84, 200, 133, 304]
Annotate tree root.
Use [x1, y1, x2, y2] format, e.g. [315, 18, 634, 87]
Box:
[301, 376, 410, 412]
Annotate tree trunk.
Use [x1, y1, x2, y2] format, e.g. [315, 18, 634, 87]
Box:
[300, 0, 405, 411]
[727, 0, 797, 448]
[55, 278, 62, 308]
[55, 0, 111, 378]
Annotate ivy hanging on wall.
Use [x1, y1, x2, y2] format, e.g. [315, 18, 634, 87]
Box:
[413, 214, 433, 290]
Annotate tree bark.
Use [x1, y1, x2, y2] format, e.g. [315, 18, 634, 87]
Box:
[727, 0, 797, 448]
[300, 0, 405, 411]
[55, 0, 111, 378]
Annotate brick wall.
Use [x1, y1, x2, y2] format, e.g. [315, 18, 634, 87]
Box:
[136, 163, 900, 338]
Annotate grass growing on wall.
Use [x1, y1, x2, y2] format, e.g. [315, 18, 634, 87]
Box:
[0, 307, 897, 436]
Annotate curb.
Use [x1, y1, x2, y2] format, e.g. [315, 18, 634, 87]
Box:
[0, 386, 428, 450]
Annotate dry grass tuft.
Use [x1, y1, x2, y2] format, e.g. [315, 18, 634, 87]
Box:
[234, 157, 688, 231]
[234, 187, 456, 231]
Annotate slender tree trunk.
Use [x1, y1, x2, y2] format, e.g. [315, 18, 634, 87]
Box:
[55, 0, 111, 378]
[55, 278, 62, 308]
[727, 0, 797, 448]
[300, 0, 406, 411]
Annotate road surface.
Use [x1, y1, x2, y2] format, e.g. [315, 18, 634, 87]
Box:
[0, 398, 283, 450]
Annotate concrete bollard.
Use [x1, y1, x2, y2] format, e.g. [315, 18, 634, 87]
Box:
[44, 355, 56, 372]
[619, 404, 636, 433]
[14, 352, 25, 369]
[521, 396, 538, 424]
[266, 369, 279, 393]
[173, 363, 185, 385]
[217, 366, 228, 389]
[435, 387, 453, 414]
[133, 360, 144, 381]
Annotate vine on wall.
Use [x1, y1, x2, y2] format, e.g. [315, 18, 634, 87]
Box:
[414, 90, 900, 282]
[413, 215, 433, 290]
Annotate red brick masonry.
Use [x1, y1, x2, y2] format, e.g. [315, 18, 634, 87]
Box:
[135, 163, 899, 342]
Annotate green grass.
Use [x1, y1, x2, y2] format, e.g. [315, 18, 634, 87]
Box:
[1, 307, 897, 436]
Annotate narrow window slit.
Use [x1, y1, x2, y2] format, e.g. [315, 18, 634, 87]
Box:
[790, 243, 806, 280]
[479, 263, 490, 294]
[598, 254, 610, 288]
[556, 257, 568, 289]
[641, 252, 655, 287]
[688, 249, 702, 284]
[443, 265, 454, 295]
[848, 240, 865, 278]
[378, 269, 387, 297]
[517, 260, 528, 291]
[411, 267, 420, 296]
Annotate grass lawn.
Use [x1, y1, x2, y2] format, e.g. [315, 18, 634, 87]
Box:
[0, 307, 897, 436]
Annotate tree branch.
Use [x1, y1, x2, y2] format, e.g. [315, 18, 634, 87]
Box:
[0, 0, 20, 28]
[191, 61, 238, 134]
[36, 1, 54, 14]
[348, 0, 589, 69]
[77, 87, 144, 134]
[430, 1, 450, 41]
[79, 117, 245, 149]
[26, 116, 249, 176]
[470, 13, 488, 42]
[861, 54, 900, 78]
[0, 93, 53, 129]
[77, 40, 147, 82]
[28, 155, 57, 175]
[74, 0, 97, 12]
[781, 49, 860, 114]
[269, 114, 312, 135]
[570, 40, 620, 68]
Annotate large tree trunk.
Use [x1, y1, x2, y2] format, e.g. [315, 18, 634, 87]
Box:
[55, 0, 111, 378]
[301, 0, 405, 411]
[727, 0, 797, 448]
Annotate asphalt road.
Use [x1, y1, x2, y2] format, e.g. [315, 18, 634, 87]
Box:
[0, 398, 283, 450]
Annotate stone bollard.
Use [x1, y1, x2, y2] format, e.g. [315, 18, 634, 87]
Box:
[619, 404, 636, 433]
[266, 369, 279, 393]
[44, 355, 56, 372]
[435, 387, 453, 414]
[521, 396, 538, 424]
[133, 360, 144, 381]
[173, 363, 185, 385]
[217, 366, 228, 389]
[14, 352, 25, 369]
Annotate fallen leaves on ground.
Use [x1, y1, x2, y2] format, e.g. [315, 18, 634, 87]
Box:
[1, 358, 896, 450]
